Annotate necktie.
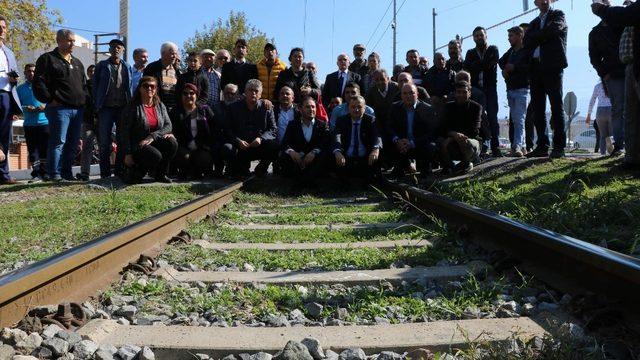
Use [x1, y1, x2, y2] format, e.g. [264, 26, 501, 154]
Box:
[353, 122, 360, 157]
[337, 72, 345, 96]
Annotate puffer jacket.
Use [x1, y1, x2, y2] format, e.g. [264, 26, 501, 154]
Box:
[257, 58, 287, 101]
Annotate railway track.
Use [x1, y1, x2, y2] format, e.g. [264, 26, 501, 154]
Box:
[0, 177, 639, 359]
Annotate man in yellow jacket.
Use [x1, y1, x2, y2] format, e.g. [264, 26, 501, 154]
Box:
[257, 43, 287, 102]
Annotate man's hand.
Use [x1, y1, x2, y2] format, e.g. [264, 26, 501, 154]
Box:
[0, 149, 5, 163]
[289, 151, 304, 169]
[303, 152, 316, 167]
[11, 115, 19, 121]
[26, 105, 36, 112]
[586, 114, 591, 125]
[163, 133, 175, 140]
[238, 140, 250, 150]
[124, 154, 135, 167]
[368, 148, 380, 166]
[139, 137, 153, 147]
[250, 137, 262, 148]
[335, 152, 346, 167]
[300, 86, 312, 97]
[263, 99, 274, 111]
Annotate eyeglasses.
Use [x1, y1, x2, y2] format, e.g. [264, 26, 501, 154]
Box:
[142, 83, 157, 90]
[217, 56, 229, 61]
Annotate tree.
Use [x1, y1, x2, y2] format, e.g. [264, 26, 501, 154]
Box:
[0, 0, 62, 61]
[183, 11, 273, 63]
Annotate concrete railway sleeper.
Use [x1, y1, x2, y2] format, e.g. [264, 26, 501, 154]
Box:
[0, 178, 639, 359]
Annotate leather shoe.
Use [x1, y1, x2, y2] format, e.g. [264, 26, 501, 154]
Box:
[549, 149, 565, 159]
[526, 147, 549, 158]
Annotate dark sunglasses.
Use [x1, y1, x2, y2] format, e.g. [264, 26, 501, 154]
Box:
[142, 83, 157, 90]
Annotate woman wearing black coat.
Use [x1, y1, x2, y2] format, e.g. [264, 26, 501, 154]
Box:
[171, 83, 223, 179]
[121, 76, 178, 183]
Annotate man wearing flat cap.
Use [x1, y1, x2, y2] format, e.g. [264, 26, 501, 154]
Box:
[93, 38, 132, 178]
[349, 43, 368, 77]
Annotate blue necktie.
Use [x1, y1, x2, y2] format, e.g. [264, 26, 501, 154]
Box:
[352, 122, 360, 157]
[337, 72, 344, 96]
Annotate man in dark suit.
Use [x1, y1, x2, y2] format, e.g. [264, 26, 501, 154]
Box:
[464, 26, 501, 157]
[332, 96, 382, 182]
[366, 69, 400, 134]
[322, 54, 363, 108]
[524, 0, 568, 158]
[280, 97, 330, 186]
[220, 39, 259, 94]
[387, 84, 439, 178]
[222, 79, 277, 177]
[440, 81, 483, 175]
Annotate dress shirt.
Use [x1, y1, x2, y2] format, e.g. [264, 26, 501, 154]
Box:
[204, 66, 221, 106]
[277, 105, 295, 144]
[0, 47, 10, 91]
[131, 66, 145, 93]
[588, 82, 611, 117]
[533, 10, 549, 59]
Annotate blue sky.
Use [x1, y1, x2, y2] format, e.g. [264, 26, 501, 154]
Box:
[47, 0, 611, 117]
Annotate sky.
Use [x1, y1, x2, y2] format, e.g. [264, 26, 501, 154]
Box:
[45, 0, 613, 118]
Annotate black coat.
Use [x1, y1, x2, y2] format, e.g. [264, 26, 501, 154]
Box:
[332, 114, 382, 156]
[463, 45, 500, 90]
[282, 119, 330, 155]
[322, 70, 362, 107]
[366, 81, 400, 131]
[220, 61, 259, 94]
[170, 105, 221, 150]
[386, 101, 439, 145]
[589, 21, 626, 80]
[33, 48, 87, 107]
[440, 100, 482, 140]
[274, 68, 320, 104]
[224, 99, 276, 144]
[595, 2, 640, 80]
[424, 67, 456, 98]
[120, 102, 173, 155]
[176, 69, 210, 106]
[523, 9, 568, 71]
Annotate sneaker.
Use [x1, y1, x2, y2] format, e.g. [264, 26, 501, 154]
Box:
[549, 149, 565, 159]
[526, 147, 549, 158]
[510, 149, 524, 158]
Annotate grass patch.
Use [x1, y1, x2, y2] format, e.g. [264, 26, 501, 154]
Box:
[106, 274, 502, 324]
[162, 240, 463, 271]
[187, 223, 437, 243]
[433, 157, 640, 255]
[0, 184, 217, 267]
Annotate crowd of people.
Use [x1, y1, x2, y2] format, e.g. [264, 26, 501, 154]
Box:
[1, 0, 640, 186]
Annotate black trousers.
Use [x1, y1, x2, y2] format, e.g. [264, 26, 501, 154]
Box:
[389, 140, 437, 172]
[24, 125, 49, 176]
[530, 62, 566, 151]
[222, 139, 278, 174]
[131, 137, 178, 180]
[334, 155, 381, 182]
[174, 146, 215, 178]
[279, 151, 326, 184]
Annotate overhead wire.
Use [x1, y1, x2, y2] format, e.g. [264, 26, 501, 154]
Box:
[371, 0, 408, 52]
[365, 0, 394, 49]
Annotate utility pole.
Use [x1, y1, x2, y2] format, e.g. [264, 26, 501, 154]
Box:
[119, 0, 128, 62]
[432, 8, 437, 60]
[523, 0, 529, 11]
[392, 0, 397, 67]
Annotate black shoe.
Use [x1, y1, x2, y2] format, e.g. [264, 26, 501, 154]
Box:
[76, 173, 90, 181]
[610, 147, 624, 157]
[254, 162, 269, 177]
[491, 148, 503, 157]
[549, 149, 565, 159]
[154, 175, 173, 183]
[526, 147, 549, 158]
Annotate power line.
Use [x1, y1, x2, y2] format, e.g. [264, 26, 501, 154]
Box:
[53, 24, 113, 34]
[440, 0, 479, 14]
[371, 0, 408, 52]
[331, 0, 336, 59]
[365, 0, 393, 49]
[303, 0, 308, 49]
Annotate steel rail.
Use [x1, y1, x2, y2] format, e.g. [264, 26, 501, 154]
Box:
[0, 181, 244, 327]
[384, 180, 640, 305]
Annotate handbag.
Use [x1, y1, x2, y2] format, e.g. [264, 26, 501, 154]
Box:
[620, 26, 634, 64]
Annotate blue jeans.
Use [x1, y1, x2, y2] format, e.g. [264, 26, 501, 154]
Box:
[605, 77, 625, 149]
[46, 106, 83, 180]
[507, 88, 529, 150]
[98, 106, 124, 177]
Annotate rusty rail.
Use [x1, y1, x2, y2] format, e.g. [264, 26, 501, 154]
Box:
[384, 180, 640, 306]
[0, 181, 244, 327]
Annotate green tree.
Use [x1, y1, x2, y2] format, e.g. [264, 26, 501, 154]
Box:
[0, 0, 62, 61]
[183, 11, 273, 63]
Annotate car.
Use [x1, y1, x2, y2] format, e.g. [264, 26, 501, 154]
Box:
[498, 137, 510, 149]
[573, 129, 597, 150]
